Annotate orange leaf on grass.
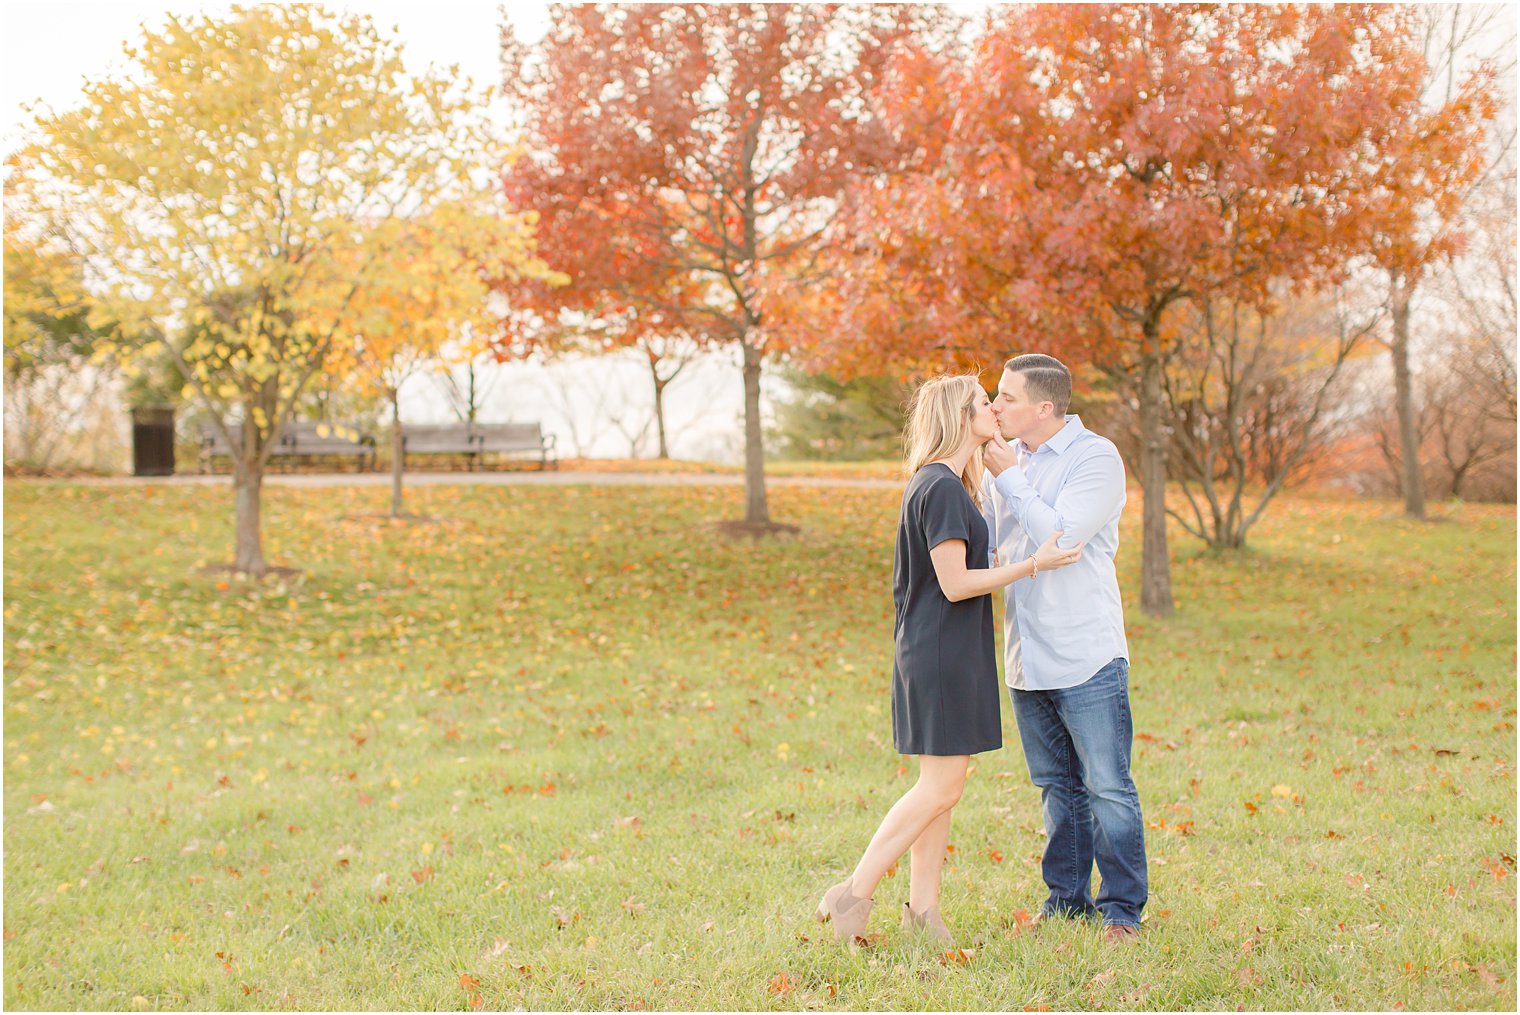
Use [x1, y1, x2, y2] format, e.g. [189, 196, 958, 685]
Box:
[766, 972, 794, 996]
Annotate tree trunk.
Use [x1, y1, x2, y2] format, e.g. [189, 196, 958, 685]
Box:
[740, 336, 770, 524]
[1137, 346, 1174, 617]
[1389, 274, 1427, 519]
[390, 390, 404, 518]
[232, 453, 267, 577]
[1448, 460, 1469, 498]
[650, 360, 670, 460]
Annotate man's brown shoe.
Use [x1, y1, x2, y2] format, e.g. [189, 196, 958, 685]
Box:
[1103, 923, 1140, 944]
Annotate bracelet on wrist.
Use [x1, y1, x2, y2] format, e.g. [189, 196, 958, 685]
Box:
[1028, 555, 1038, 579]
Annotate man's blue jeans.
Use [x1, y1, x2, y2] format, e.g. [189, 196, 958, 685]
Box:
[1009, 657, 1148, 928]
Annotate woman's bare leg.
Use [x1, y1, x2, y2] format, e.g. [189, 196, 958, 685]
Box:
[845, 755, 968, 900]
[908, 808, 952, 913]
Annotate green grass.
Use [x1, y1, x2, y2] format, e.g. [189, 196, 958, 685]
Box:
[3, 479, 1515, 1011]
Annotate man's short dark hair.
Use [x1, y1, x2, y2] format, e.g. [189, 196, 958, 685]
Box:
[1005, 354, 1072, 416]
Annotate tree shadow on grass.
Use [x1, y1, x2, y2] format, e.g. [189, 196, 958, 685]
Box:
[713, 519, 801, 540]
[335, 512, 443, 525]
[198, 563, 304, 581]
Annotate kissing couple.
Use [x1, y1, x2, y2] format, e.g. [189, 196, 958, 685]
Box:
[814, 354, 1148, 947]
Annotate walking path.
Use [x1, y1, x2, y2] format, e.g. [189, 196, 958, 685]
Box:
[10, 470, 901, 490]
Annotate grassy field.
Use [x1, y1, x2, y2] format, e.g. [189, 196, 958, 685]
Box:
[3, 478, 1515, 1011]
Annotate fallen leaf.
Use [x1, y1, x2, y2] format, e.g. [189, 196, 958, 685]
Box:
[766, 972, 794, 996]
[1085, 968, 1116, 990]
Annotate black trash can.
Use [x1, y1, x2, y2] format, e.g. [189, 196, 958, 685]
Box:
[131, 406, 176, 476]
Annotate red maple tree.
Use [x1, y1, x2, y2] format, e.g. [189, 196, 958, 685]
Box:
[497, 4, 951, 525]
[803, 4, 1426, 615]
[1359, 7, 1499, 520]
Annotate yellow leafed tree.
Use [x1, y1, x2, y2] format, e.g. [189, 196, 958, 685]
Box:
[1, 212, 138, 472]
[326, 202, 566, 518]
[9, 4, 563, 574]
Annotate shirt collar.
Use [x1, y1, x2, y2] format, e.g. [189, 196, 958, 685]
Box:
[1014, 415, 1086, 456]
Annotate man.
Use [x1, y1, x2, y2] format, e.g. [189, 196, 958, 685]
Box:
[981, 353, 1147, 943]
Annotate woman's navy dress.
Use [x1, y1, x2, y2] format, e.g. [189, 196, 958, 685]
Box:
[891, 463, 1002, 756]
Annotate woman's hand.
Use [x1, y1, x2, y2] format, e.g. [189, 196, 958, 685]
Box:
[1032, 531, 1082, 572]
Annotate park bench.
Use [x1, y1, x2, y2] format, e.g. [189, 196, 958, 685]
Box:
[200, 421, 377, 473]
[473, 422, 558, 470]
[199, 424, 239, 473]
[398, 422, 558, 470]
[281, 421, 377, 471]
[399, 423, 478, 469]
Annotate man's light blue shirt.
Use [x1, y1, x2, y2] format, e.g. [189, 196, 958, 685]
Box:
[981, 415, 1129, 691]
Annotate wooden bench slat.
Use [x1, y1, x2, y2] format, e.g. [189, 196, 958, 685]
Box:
[200, 421, 376, 472]
[402, 424, 476, 454]
[473, 423, 557, 470]
[200, 420, 555, 471]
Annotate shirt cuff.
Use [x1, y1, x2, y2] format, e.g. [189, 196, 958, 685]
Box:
[993, 467, 1032, 500]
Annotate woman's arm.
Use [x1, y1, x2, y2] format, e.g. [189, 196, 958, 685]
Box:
[929, 531, 1082, 603]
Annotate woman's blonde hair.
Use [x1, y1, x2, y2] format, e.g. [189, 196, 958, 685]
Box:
[904, 373, 986, 507]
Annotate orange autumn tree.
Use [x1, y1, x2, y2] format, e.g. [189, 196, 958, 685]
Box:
[498, 3, 951, 527]
[500, 196, 718, 461]
[328, 202, 566, 517]
[803, 4, 1418, 616]
[1360, 8, 1499, 519]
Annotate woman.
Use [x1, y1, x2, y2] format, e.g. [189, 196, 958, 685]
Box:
[814, 374, 1082, 946]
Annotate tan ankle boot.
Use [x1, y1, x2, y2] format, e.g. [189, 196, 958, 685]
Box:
[814, 877, 873, 943]
[901, 902, 953, 945]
